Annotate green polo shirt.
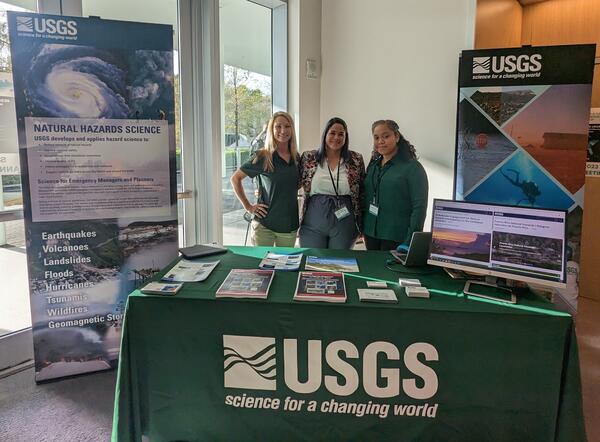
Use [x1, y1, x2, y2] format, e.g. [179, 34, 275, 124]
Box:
[362, 150, 428, 244]
[241, 151, 299, 233]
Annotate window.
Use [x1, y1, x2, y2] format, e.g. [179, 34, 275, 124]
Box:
[82, 0, 184, 246]
[220, 0, 274, 245]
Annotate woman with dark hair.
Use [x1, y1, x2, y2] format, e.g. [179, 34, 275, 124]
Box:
[362, 119, 428, 251]
[299, 117, 365, 249]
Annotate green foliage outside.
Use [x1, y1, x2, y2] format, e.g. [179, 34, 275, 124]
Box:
[224, 65, 271, 147]
[0, 11, 10, 73]
[224, 147, 251, 171]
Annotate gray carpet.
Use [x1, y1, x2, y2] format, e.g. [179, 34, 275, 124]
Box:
[0, 367, 116, 442]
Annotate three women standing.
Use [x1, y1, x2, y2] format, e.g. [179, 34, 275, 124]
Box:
[299, 118, 365, 249]
[231, 115, 428, 250]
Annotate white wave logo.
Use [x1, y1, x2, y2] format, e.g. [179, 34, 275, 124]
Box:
[473, 56, 491, 74]
[224, 335, 276, 391]
[16, 16, 34, 33]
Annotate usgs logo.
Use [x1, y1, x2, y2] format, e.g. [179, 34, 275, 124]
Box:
[223, 335, 438, 400]
[16, 16, 77, 36]
[473, 54, 542, 74]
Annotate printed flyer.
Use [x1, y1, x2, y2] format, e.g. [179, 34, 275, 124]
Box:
[7, 12, 178, 381]
[587, 107, 600, 177]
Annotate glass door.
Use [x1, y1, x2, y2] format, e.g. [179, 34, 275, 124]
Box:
[219, 0, 273, 245]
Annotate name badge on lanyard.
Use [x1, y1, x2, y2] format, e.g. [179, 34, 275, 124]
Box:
[335, 205, 350, 220]
[328, 159, 351, 221]
[369, 203, 379, 216]
[370, 159, 390, 218]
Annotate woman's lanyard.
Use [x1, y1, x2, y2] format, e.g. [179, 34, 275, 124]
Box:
[327, 158, 350, 220]
[371, 158, 392, 205]
[327, 158, 341, 199]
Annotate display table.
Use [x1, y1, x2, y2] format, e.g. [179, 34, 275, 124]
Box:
[112, 246, 585, 442]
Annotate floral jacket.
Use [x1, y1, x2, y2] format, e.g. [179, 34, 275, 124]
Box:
[299, 149, 366, 230]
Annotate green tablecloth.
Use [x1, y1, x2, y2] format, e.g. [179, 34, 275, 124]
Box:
[112, 246, 586, 442]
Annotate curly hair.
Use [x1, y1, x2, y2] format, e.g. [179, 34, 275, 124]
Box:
[371, 119, 417, 159]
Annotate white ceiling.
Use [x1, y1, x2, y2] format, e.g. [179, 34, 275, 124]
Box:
[220, 0, 272, 76]
[1, 0, 35, 11]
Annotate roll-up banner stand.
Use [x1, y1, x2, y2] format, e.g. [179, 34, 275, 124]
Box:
[7, 12, 178, 381]
[454, 44, 595, 313]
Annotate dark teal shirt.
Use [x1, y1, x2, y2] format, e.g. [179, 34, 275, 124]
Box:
[240, 151, 299, 233]
[362, 150, 428, 244]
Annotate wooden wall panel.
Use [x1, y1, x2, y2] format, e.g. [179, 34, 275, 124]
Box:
[521, 0, 600, 301]
[521, 0, 600, 53]
[475, 0, 522, 48]
[581, 179, 600, 301]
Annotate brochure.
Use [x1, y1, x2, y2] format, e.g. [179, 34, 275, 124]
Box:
[294, 272, 346, 303]
[216, 269, 275, 299]
[162, 259, 219, 282]
[357, 289, 398, 303]
[141, 282, 183, 295]
[259, 252, 303, 271]
[305, 256, 359, 273]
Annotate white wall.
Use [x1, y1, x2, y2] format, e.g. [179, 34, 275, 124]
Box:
[319, 0, 476, 217]
[288, 0, 322, 152]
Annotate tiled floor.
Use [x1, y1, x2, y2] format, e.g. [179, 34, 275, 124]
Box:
[576, 296, 600, 441]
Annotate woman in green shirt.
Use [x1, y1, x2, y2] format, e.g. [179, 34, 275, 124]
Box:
[362, 119, 428, 251]
[230, 111, 300, 247]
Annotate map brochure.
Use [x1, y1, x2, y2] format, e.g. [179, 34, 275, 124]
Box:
[259, 252, 303, 271]
[357, 289, 398, 303]
[162, 259, 220, 282]
[216, 269, 275, 299]
[141, 281, 183, 295]
[304, 256, 359, 273]
[294, 271, 346, 303]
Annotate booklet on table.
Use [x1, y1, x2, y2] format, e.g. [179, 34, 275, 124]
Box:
[304, 256, 359, 273]
[294, 271, 346, 303]
[259, 252, 303, 271]
[216, 269, 275, 299]
[162, 259, 219, 282]
[141, 282, 183, 295]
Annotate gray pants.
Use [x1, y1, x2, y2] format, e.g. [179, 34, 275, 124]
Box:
[299, 194, 358, 249]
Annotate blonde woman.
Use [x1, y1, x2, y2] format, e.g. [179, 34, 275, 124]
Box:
[230, 111, 301, 246]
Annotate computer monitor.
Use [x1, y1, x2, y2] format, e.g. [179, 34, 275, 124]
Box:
[427, 199, 567, 303]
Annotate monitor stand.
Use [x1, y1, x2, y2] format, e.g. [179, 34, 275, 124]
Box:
[463, 276, 517, 304]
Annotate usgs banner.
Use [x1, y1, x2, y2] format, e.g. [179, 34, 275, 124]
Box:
[7, 12, 178, 381]
[455, 44, 595, 312]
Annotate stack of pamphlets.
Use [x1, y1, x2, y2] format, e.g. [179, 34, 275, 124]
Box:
[141, 282, 183, 295]
[162, 259, 219, 282]
[304, 256, 359, 273]
[294, 271, 346, 303]
[357, 289, 398, 303]
[259, 252, 303, 271]
[216, 269, 275, 299]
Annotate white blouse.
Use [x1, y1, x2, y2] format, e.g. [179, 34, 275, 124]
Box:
[310, 160, 351, 196]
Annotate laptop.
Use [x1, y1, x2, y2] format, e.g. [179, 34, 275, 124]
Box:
[179, 244, 228, 259]
[389, 232, 432, 266]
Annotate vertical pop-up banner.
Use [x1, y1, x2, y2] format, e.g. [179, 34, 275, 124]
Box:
[7, 12, 178, 381]
[454, 44, 595, 312]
